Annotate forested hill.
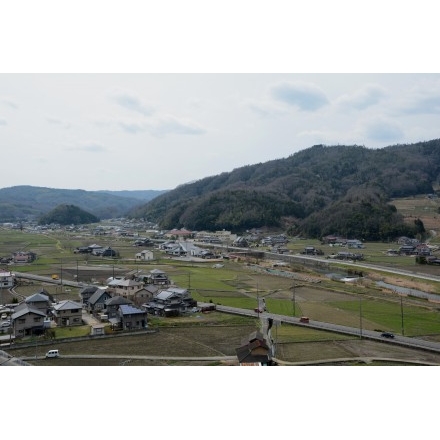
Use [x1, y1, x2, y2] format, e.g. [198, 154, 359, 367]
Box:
[127, 139, 440, 240]
[0, 186, 161, 221]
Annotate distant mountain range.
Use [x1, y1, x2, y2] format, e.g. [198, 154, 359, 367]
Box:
[126, 139, 440, 240]
[2, 139, 440, 241]
[0, 185, 168, 222]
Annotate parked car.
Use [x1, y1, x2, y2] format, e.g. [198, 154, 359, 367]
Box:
[1, 320, 11, 327]
[381, 332, 395, 339]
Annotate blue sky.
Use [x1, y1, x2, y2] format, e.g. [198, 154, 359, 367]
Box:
[1, 2, 439, 192]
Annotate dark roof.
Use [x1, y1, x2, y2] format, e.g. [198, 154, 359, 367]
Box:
[88, 288, 111, 305]
[80, 286, 99, 295]
[26, 292, 50, 303]
[235, 345, 270, 364]
[12, 304, 46, 320]
[247, 330, 266, 343]
[105, 296, 133, 306]
[119, 304, 146, 316]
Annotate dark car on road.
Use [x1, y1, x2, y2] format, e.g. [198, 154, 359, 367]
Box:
[381, 332, 395, 339]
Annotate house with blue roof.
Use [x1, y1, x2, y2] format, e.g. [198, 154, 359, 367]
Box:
[118, 304, 147, 330]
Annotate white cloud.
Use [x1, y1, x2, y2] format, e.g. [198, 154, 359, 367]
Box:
[69, 142, 108, 153]
[147, 115, 206, 137]
[336, 84, 387, 110]
[0, 118, 7, 126]
[110, 91, 155, 116]
[1, 99, 18, 109]
[245, 99, 287, 117]
[362, 117, 404, 143]
[401, 93, 440, 115]
[46, 117, 71, 129]
[119, 121, 145, 134]
[270, 81, 329, 111]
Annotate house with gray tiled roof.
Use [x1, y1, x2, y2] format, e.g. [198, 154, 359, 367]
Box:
[87, 288, 112, 314]
[139, 269, 170, 286]
[143, 286, 196, 316]
[79, 285, 99, 305]
[107, 278, 144, 298]
[25, 291, 51, 313]
[51, 300, 83, 327]
[11, 304, 47, 338]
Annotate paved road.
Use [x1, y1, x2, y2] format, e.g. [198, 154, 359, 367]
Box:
[215, 305, 440, 355]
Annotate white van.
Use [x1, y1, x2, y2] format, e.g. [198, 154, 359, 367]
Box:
[45, 349, 59, 358]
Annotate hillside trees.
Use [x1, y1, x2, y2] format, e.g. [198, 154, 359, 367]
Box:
[128, 139, 440, 239]
[38, 204, 99, 225]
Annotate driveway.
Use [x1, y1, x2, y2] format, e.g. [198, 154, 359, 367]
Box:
[82, 310, 100, 325]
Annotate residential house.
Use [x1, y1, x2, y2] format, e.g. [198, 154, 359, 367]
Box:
[105, 295, 134, 320]
[118, 304, 148, 330]
[158, 240, 176, 251]
[214, 230, 237, 243]
[233, 237, 249, 248]
[87, 288, 112, 315]
[235, 330, 272, 366]
[135, 249, 154, 261]
[25, 291, 51, 314]
[51, 300, 83, 327]
[79, 285, 100, 306]
[12, 251, 36, 264]
[164, 241, 191, 257]
[335, 251, 364, 261]
[11, 304, 47, 338]
[303, 246, 316, 255]
[0, 270, 15, 289]
[399, 245, 416, 255]
[164, 228, 193, 239]
[107, 278, 144, 298]
[141, 269, 170, 286]
[346, 239, 364, 249]
[132, 285, 158, 307]
[92, 246, 117, 257]
[143, 287, 196, 316]
[415, 243, 431, 256]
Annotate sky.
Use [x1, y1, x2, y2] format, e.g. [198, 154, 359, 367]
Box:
[1, 2, 440, 193]
[2, 72, 440, 192]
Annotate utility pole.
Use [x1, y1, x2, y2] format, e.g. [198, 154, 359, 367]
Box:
[60, 259, 63, 291]
[359, 295, 363, 339]
[400, 295, 405, 336]
[292, 283, 296, 317]
[257, 282, 259, 318]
